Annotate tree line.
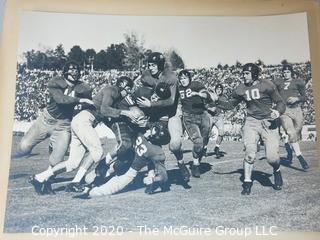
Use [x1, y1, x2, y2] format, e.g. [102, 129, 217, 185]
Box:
[20, 33, 185, 72]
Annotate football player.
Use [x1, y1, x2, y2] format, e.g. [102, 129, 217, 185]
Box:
[12, 61, 93, 192]
[217, 63, 286, 195]
[205, 84, 228, 158]
[136, 52, 190, 184]
[177, 70, 216, 178]
[75, 84, 173, 198]
[75, 122, 170, 199]
[29, 76, 138, 194]
[72, 81, 173, 193]
[273, 64, 309, 169]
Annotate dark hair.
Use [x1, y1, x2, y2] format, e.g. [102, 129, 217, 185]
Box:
[62, 61, 81, 80]
[178, 69, 191, 81]
[116, 76, 134, 89]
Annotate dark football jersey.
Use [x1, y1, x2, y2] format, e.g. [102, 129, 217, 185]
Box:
[179, 81, 206, 114]
[135, 134, 165, 162]
[272, 78, 306, 106]
[218, 79, 285, 120]
[46, 76, 92, 120]
[92, 85, 123, 120]
[207, 94, 228, 116]
[140, 69, 179, 117]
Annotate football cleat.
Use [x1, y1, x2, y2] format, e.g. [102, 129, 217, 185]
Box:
[241, 181, 253, 195]
[28, 175, 45, 195]
[73, 192, 91, 200]
[297, 155, 309, 170]
[43, 177, 55, 195]
[191, 165, 200, 178]
[273, 170, 283, 190]
[65, 182, 85, 193]
[145, 182, 159, 195]
[178, 162, 190, 182]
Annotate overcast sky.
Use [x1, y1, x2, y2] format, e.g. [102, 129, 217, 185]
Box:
[18, 11, 310, 68]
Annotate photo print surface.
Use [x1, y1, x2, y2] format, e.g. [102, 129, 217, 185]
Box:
[4, 11, 319, 236]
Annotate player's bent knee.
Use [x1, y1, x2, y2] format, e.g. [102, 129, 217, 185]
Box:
[266, 153, 279, 165]
[193, 138, 204, 157]
[90, 146, 104, 163]
[169, 138, 182, 152]
[158, 172, 168, 183]
[287, 131, 298, 143]
[17, 140, 32, 155]
[244, 155, 255, 164]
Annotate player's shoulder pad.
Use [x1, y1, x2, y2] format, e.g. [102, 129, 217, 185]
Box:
[74, 81, 92, 98]
[161, 68, 178, 86]
[47, 76, 67, 88]
[271, 77, 282, 87]
[191, 80, 205, 88]
[261, 78, 277, 89]
[234, 83, 245, 95]
[141, 70, 156, 87]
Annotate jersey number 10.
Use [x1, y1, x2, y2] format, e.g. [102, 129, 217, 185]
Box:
[245, 89, 261, 101]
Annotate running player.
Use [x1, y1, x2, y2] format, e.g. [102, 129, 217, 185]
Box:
[273, 64, 309, 170]
[217, 63, 286, 195]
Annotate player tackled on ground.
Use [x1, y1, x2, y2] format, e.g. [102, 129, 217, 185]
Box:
[217, 63, 286, 195]
[74, 84, 173, 198]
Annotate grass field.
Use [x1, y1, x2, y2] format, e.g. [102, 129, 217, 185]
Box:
[4, 136, 320, 233]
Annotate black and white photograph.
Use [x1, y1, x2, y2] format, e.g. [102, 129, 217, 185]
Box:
[4, 11, 319, 236]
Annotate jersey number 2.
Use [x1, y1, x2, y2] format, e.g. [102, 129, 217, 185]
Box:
[180, 89, 192, 99]
[245, 89, 260, 101]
